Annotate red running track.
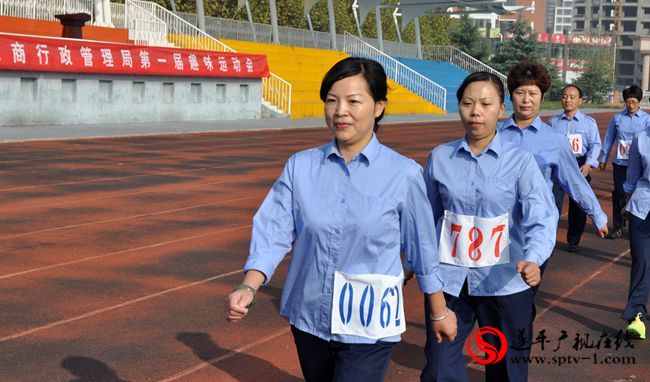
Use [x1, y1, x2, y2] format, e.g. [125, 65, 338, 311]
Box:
[0, 112, 647, 381]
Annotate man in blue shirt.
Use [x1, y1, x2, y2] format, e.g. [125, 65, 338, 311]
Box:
[599, 85, 650, 239]
[548, 84, 602, 252]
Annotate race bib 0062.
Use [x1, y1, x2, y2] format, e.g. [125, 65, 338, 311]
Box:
[331, 271, 405, 339]
[439, 210, 510, 268]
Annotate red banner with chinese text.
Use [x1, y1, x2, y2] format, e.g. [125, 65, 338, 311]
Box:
[0, 33, 269, 78]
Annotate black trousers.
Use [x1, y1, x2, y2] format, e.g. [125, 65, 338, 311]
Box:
[291, 326, 395, 382]
[622, 213, 650, 321]
[422, 284, 536, 382]
[612, 163, 628, 230]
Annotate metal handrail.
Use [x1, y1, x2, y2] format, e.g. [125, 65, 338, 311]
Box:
[125, 1, 167, 46]
[344, 32, 447, 112]
[127, 0, 291, 116]
[424, 45, 508, 90]
[0, 0, 93, 22]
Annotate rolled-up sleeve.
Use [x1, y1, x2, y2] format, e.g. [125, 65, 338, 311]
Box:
[599, 117, 617, 165]
[401, 165, 443, 294]
[245, 155, 297, 284]
[585, 119, 602, 168]
[519, 153, 559, 265]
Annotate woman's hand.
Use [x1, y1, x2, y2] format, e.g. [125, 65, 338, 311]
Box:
[516, 260, 540, 287]
[431, 308, 458, 343]
[225, 289, 255, 322]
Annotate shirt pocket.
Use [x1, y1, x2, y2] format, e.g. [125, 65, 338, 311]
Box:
[345, 193, 400, 243]
[484, 176, 518, 211]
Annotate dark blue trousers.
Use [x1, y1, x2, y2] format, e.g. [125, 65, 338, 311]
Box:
[622, 213, 650, 321]
[421, 284, 536, 382]
[291, 326, 394, 382]
[612, 164, 628, 230]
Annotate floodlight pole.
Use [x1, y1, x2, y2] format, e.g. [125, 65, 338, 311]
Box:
[328, 0, 337, 50]
[375, 5, 383, 51]
[269, 0, 280, 44]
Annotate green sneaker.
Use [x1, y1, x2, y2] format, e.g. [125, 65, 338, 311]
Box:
[626, 313, 646, 340]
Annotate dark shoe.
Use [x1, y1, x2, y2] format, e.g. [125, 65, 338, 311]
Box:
[606, 228, 623, 240]
[567, 244, 578, 253]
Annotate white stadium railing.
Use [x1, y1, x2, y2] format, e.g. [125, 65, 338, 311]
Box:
[424, 45, 508, 92]
[0, 0, 93, 22]
[344, 32, 447, 112]
[126, 0, 291, 116]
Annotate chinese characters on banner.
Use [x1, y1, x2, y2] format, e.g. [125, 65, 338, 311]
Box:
[0, 33, 269, 78]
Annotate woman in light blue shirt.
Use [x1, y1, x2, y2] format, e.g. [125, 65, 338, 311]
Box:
[421, 72, 558, 382]
[622, 129, 650, 340]
[497, 61, 608, 241]
[225, 57, 457, 381]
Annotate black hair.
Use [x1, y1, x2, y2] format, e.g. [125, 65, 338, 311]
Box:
[561, 84, 583, 98]
[320, 57, 388, 132]
[456, 71, 505, 104]
[622, 85, 643, 102]
[507, 60, 551, 99]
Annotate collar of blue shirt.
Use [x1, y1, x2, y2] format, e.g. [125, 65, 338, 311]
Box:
[323, 133, 380, 165]
[561, 110, 583, 121]
[455, 131, 505, 158]
[499, 114, 545, 132]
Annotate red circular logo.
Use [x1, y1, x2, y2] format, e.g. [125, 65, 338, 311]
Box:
[466, 326, 508, 365]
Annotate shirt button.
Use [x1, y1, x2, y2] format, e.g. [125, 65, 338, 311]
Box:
[334, 228, 340, 234]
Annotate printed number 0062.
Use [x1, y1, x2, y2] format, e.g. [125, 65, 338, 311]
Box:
[338, 283, 401, 329]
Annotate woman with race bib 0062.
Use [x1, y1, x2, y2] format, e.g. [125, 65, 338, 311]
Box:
[420, 72, 558, 382]
[225, 57, 457, 382]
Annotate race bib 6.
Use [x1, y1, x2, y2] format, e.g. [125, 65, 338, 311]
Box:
[567, 134, 583, 155]
[439, 210, 510, 268]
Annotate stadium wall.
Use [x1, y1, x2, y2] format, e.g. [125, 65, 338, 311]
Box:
[0, 71, 262, 126]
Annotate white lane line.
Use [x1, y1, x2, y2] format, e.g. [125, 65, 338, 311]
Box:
[0, 270, 243, 343]
[0, 160, 283, 193]
[536, 249, 630, 319]
[467, 247, 630, 371]
[0, 224, 251, 281]
[156, 328, 293, 382]
[0, 195, 261, 241]
[0, 174, 272, 213]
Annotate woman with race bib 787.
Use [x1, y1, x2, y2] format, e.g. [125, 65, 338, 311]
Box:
[421, 72, 558, 382]
[225, 57, 457, 382]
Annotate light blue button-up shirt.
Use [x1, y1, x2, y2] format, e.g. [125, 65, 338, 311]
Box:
[245, 135, 443, 344]
[498, 115, 607, 229]
[624, 130, 650, 220]
[600, 109, 650, 166]
[424, 132, 557, 297]
[547, 110, 602, 167]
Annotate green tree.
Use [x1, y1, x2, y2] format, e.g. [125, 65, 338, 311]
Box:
[575, 53, 615, 104]
[449, 14, 485, 60]
[543, 61, 564, 101]
[491, 16, 542, 74]
[309, 0, 357, 35]
[360, 0, 400, 41]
